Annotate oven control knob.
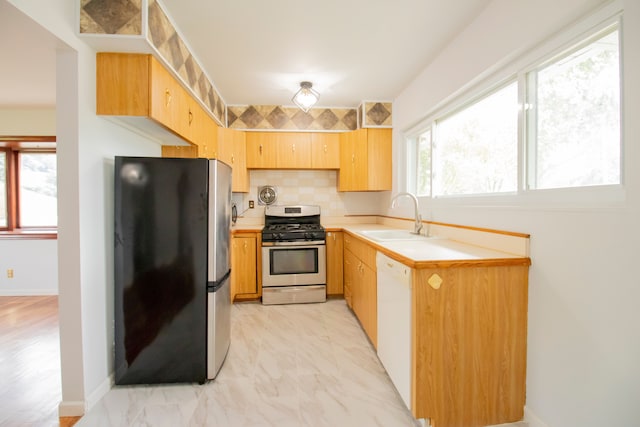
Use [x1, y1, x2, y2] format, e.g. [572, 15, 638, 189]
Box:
[304, 232, 313, 240]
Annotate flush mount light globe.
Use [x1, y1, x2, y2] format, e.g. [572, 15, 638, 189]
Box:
[292, 81, 319, 112]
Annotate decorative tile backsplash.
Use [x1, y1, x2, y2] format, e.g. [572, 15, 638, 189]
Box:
[80, 0, 226, 125]
[228, 105, 359, 131]
[361, 102, 393, 127]
[79, 1, 392, 131]
[228, 102, 393, 131]
[233, 170, 383, 221]
[147, 0, 225, 123]
[80, 0, 142, 35]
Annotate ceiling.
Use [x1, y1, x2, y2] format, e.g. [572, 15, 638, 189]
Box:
[0, 1, 59, 107]
[0, 0, 492, 109]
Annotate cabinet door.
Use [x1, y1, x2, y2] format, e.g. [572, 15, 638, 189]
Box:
[339, 128, 368, 191]
[326, 231, 344, 295]
[194, 107, 218, 158]
[161, 145, 198, 158]
[219, 128, 249, 192]
[366, 128, 392, 191]
[311, 133, 340, 169]
[246, 132, 278, 168]
[275, 132, 311, 169]
[361, 263, 377, 348]
[149, 56, 187, 134]
[231, 235, 258, 299]
[343, 249, 357, 309]
[96, 52, 150, 117]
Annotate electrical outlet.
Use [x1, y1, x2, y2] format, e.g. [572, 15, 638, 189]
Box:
[7, 269, 13, 279]
[249, 200, 255, 209]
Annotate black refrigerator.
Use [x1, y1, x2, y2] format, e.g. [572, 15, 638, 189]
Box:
[114, 157, 231, 385]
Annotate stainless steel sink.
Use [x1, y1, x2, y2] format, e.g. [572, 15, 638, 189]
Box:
[358, 229, 430, 242]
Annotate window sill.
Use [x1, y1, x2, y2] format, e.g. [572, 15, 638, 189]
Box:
[0, 230, 57, 240]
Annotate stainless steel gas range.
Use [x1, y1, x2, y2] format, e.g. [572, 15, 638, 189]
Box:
[261, 205, 327, 305]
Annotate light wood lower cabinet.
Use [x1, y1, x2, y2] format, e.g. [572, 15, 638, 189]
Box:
[326, 231, 344, 295]
[231, 233, 261, 301]
[411, 264, 529, 427]
[343, 233, 377, 347]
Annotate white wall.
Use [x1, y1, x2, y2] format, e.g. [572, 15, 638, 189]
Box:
[0, 107, 56, 135]
[8, 0, 161, 415]
[234, 170, 383, 222]
[0, 107, 58, 295]
[0, 239, 58, 295]
[392, 1, 640, 427]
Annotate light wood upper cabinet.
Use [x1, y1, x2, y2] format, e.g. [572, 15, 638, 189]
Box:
[326, 231, 344, 296]
[97, 52, 218, 151]
[339, 128, 392, 191]
[246, 131, 319, 169]
[97, 52, 150, 117]
[148, 55, 189, 137]
[311, 133, 340, 169]
[161, 145, 198, 158]
[276, 132, 311, 169]
[219, 127, 249, 193]
[246, 132, 278, 168]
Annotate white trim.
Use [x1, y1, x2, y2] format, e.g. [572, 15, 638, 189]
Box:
[403, 1, 625, 209]
[58, 400, 85, 418]
[86, 374, 114, 411]
[524, 406, 551, 427]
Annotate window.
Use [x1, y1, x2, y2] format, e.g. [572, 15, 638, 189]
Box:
[433, 82, 518, 196]
[0, 137, 57, 233]
[415, 129, 432, 196]
[408, 19, 621, 200]
[527, 28, 620, 189]
[0, 152, 6, 227]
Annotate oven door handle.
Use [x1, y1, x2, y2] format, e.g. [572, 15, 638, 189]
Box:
[262, 241, 325, 247]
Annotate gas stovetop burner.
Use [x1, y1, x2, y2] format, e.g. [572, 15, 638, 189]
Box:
[262, 205, 325, 243]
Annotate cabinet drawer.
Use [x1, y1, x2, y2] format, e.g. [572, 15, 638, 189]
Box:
[344, 234, 376, 270]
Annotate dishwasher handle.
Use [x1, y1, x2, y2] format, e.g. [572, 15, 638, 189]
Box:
[376, 252, 411, 287]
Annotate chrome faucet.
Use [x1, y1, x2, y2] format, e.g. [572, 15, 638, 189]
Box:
[390, 192, 423, 235]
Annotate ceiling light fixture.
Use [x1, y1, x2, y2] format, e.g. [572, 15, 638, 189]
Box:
[292, 81, 319, 112]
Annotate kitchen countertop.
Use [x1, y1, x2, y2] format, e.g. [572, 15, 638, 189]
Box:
[232, 220, 530, 269]
[339, 224, 530, 269]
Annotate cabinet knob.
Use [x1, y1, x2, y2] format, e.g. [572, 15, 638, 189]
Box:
[188, 109, 193, 125]
[292, 144, 296, 153]
[428, 273, 443, 290]
[351, 154, 355, 164]
[231, 155, 235, 164]
[165, 89, 171, 107]
[324, 144, 328, 153]
[259, 144, 263, 155]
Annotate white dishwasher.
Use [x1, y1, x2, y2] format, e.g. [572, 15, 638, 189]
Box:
[376, 252, 412, 410]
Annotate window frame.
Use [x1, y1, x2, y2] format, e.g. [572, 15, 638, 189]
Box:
[0, 136, 57, 239]
[403, 9, 624, 210]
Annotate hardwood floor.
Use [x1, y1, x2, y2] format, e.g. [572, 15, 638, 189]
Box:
[0, 296, 80, 426]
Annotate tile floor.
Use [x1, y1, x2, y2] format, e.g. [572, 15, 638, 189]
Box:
[76, 299, 529, 427]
